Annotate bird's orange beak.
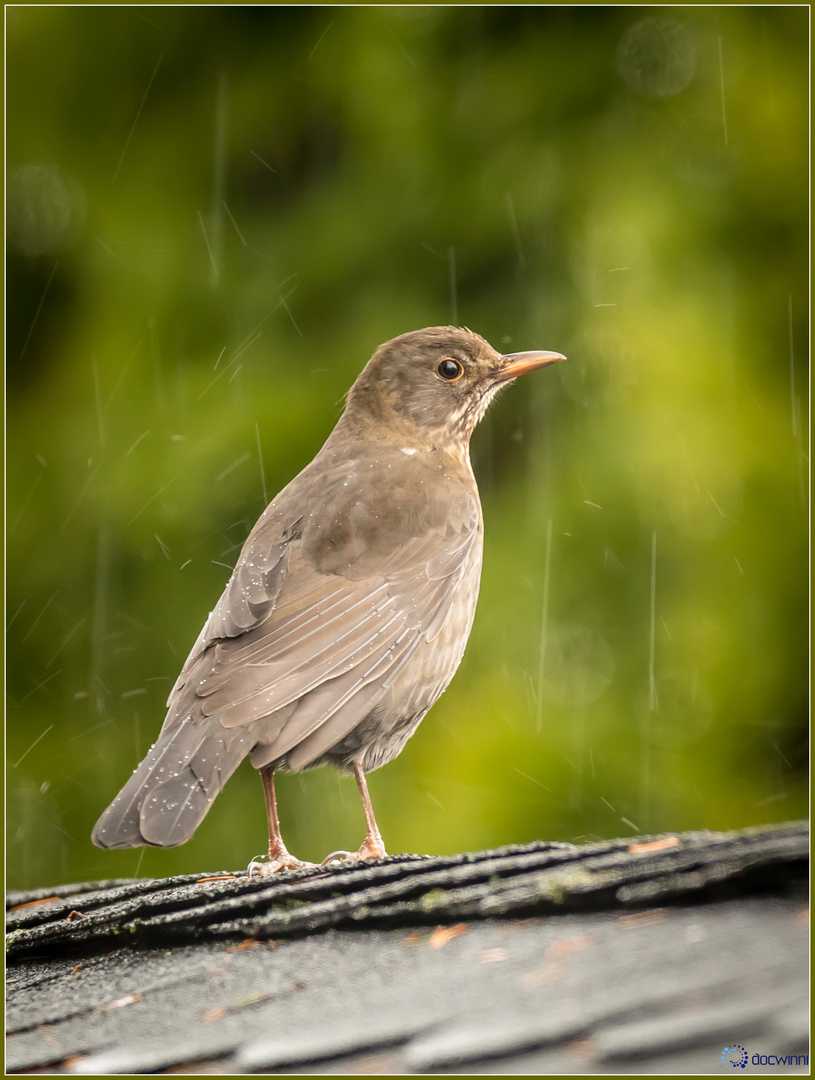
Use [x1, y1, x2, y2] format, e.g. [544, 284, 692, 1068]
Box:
[492, 349, 566, 383]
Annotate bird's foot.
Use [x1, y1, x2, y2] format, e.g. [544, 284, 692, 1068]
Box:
[247, 852, 317, 877]
[320, 835, 388, 867]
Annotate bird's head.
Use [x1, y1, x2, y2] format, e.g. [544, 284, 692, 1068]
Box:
[345, 326, 565, 452]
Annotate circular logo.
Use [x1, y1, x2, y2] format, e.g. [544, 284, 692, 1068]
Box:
[721, 1045, 748, 1069]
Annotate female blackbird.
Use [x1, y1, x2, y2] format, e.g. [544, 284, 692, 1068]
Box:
[92, 327, 564, 872]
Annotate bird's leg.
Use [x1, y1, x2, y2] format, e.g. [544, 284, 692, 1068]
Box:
[321, 762, 388, 866]
[353, 762, 388, 859]
[247, 765, 316, 876]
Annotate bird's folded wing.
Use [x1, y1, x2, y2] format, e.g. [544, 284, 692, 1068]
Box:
[160, 500, 480, 764]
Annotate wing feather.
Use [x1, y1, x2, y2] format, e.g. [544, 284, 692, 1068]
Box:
[285, 632, 421, 771]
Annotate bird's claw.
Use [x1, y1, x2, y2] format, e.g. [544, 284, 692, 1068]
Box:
[320, 838, 388, 867]
[247, 853, 316, 876]
[320, 849, 355, 867]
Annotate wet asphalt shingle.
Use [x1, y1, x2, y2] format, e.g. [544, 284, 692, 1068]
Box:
[6, 822, 808, 1074]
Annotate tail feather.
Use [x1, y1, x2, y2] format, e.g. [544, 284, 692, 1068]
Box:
[91, 717, 254, 850]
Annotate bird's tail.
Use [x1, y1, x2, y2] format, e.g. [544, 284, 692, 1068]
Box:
[91, 717, 255, 849]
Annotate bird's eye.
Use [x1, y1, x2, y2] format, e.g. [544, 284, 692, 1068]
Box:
[437, 357, 464, 381]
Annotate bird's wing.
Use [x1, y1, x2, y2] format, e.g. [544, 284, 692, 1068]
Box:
[161, 485, 481, 768]
[94, 458, 480, 849]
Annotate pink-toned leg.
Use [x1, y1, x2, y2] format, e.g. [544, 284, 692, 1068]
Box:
[248, 766, 316, 876]
[353, 762, 387, 859]
[321, 762, 388, 866]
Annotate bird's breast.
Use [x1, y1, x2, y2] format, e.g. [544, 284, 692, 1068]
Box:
[300, 449, 481, 578]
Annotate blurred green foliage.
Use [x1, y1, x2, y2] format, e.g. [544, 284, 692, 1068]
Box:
[6, 6, 808, 890]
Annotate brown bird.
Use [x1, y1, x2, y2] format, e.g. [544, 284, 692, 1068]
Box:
[92, 327, 564, 873]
